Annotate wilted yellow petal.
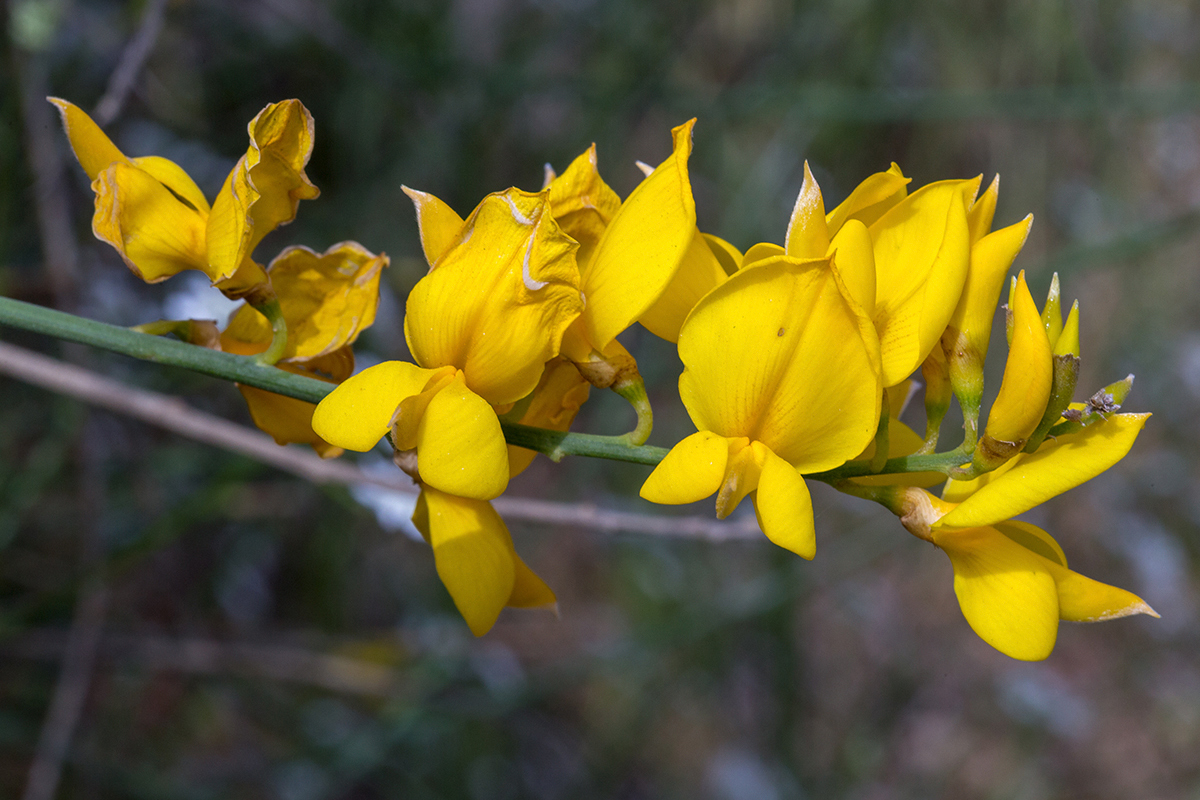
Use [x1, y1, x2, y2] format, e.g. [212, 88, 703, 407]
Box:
[870, 180, 971, 386]
[131, 155, 212, 215]
[678, 256, 881, 472]
[826, 162, 910, 233]
[547, 144, 621, 272]
[91, 162, 210, 282]
[638, 229, 727, 343]
[207, 100, 320, 281]
[640, 431, 733, 505]
[48, 97, 129, 180]
[704, 233, 743, 275]
[983, 271, 1053, 445]
[402, 186, 465, 267]
[753, 448, 816, 558]
[312, 360, 442, 452]
[404, 188, 583, 405]
[415, 373, 509, 500]
[937, 413, 1149, 528]
[237, 361, 342, 458]
[579, 120, 697, 350]
[415, 487, 516, 636]
[933, 525, 1059, 661]
[507, 358, 590, 478]
[784, 161, 829, 259]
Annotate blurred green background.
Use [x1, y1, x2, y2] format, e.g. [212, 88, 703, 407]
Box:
[2, 0, 1199, 797]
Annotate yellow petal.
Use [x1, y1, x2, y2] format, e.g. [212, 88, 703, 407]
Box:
[402, 186, 465, 267]
[703, 233, 743, 276]
[207, 99, 320, 280]
[91, 162, 210, 282]
[415, 373, 509, 500]
[933, 526, 1059, 661]
[870, 180, 971, 386]
[741, 242, 784, 269]
[678, 255, 882, 472]
[784, 161, 829, 259]
[753, 448, 816, 559]
[508, 554, 558, 609]
[638, 228, 727, 343]
[392, 371, 454, 452]
[983, 270, 1054, 445]
[48, 97, 129, 180]
[640, 431, 733, 505]
[946, 214, 1033, 361]
[1054, 301, 1081, 358]
[547, 144, 621, 273]
[236, 363, 342, 457]
[404, 188, 583, 405]
[967, 174, 1000, 243]
[579, 120, 698, 350]
[937, 413, 1149, 528]
[715, 439, 767, 518]
[827, 219, 876, 315]
[825, 162, 911, 233]
[416, 487, 516, 636]
[507, 358, 591, 478]
[1053, 567, 1158, 623]
[311, 360, 441, 452]
[130, 155, 212, 215]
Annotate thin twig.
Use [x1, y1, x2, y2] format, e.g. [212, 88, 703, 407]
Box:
[0, 341, 762, 540]
[93, 0, 170, 127]
[6, 631, 397, 697]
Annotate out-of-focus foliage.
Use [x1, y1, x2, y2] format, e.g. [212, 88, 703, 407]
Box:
[2, 0, 1200, 798]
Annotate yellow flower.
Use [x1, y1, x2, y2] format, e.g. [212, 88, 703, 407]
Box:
[412, 485, 556, 636]
[640, 255, 882, 558]
[220, 242, 388, 456]
[932, 521, 1156, 660]
[51, 97, 318, 291]
[312, 189, 583, 500]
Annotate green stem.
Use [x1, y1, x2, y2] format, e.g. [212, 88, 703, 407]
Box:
[249, 296, 288, 366]
[0, 296, 974, 478]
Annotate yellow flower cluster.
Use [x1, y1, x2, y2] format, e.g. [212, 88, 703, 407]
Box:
[56, 104, 1156, 658]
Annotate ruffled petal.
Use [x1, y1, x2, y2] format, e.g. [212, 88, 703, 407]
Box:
[49, 97, 129, 179]
[640, 431, 732, 505]
[753, 448, 816, 558]
[207, 99, 320, 280]
[580, 120, 697, 350]
[402, 186, 465, 266]
[677, 255, 881, 472]
[933, 526, 1059, 661]
[91, 162, 210, 282]
[416, 373, 509, 500]
[311, 360, 441, 452]
[404, 188, 583, 405]
[638, 228, 727, 343]
[869, 180, 971, 386]
[414, 487, 516, 636]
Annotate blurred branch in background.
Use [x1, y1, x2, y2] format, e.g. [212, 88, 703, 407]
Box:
[92, 0, 169, 128]
[0, 340, 761, 541]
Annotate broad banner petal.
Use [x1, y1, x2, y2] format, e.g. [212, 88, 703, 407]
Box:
[404, 188, 583, 405]
[753, 449, 816, 558]
[677, 256, 881, 472]
[131, 155, 212, 215]
[416, 374, 509, 500]
[580, 120, 697, 350]
[638, 228, 727, 343]
[312, 360, 440, 452]
[639, 431, 732, 505]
